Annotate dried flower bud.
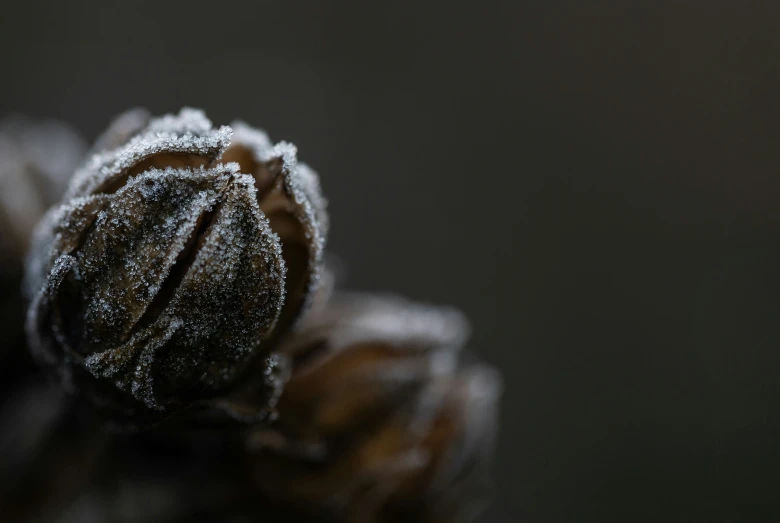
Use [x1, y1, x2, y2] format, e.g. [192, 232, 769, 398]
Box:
[0, 117, 86, 377]
[25, 108, 327, 425]
[245, 293, 501, 523]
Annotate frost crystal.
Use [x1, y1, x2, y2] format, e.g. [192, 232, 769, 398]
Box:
[25, 108, 328, 424]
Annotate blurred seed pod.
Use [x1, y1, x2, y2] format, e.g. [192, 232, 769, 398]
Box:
[244, 293, 501, 523]
[0, 117, 87, 387]
[24, 108, 327, 427]
[0, 117, 87, 260]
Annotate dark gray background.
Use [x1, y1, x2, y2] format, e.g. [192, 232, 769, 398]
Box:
[3, 1, 780, 521]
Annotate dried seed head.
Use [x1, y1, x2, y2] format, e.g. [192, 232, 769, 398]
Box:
[25, 108, 327, 424]
[245, 293, 501, 523]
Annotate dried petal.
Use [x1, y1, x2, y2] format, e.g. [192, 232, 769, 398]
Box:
[221, 122, 327, 336]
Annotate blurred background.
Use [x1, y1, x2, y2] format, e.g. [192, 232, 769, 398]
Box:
[3, 1, 780, 521]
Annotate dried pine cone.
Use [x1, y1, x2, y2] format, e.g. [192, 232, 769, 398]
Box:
[24, 108, 327, 426]
[244, 293, 501, 523]
[0, 117, 87, 383]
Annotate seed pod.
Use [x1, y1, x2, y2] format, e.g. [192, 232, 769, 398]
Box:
[0, 117, 86, 381]
[25, 108, 327, 425]
[245, 293, 501, 523]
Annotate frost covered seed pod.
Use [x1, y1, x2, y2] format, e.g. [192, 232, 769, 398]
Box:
[25, 108, 327, 423]
[246, 294, 501, 523]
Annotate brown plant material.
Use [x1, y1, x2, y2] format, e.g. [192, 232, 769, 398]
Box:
[244, 293, 501, 523]
[24, 108, 327, 427]
[11, 107, 500, 522]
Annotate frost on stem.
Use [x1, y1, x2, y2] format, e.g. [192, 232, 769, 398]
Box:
[25, 108, 328, 426]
